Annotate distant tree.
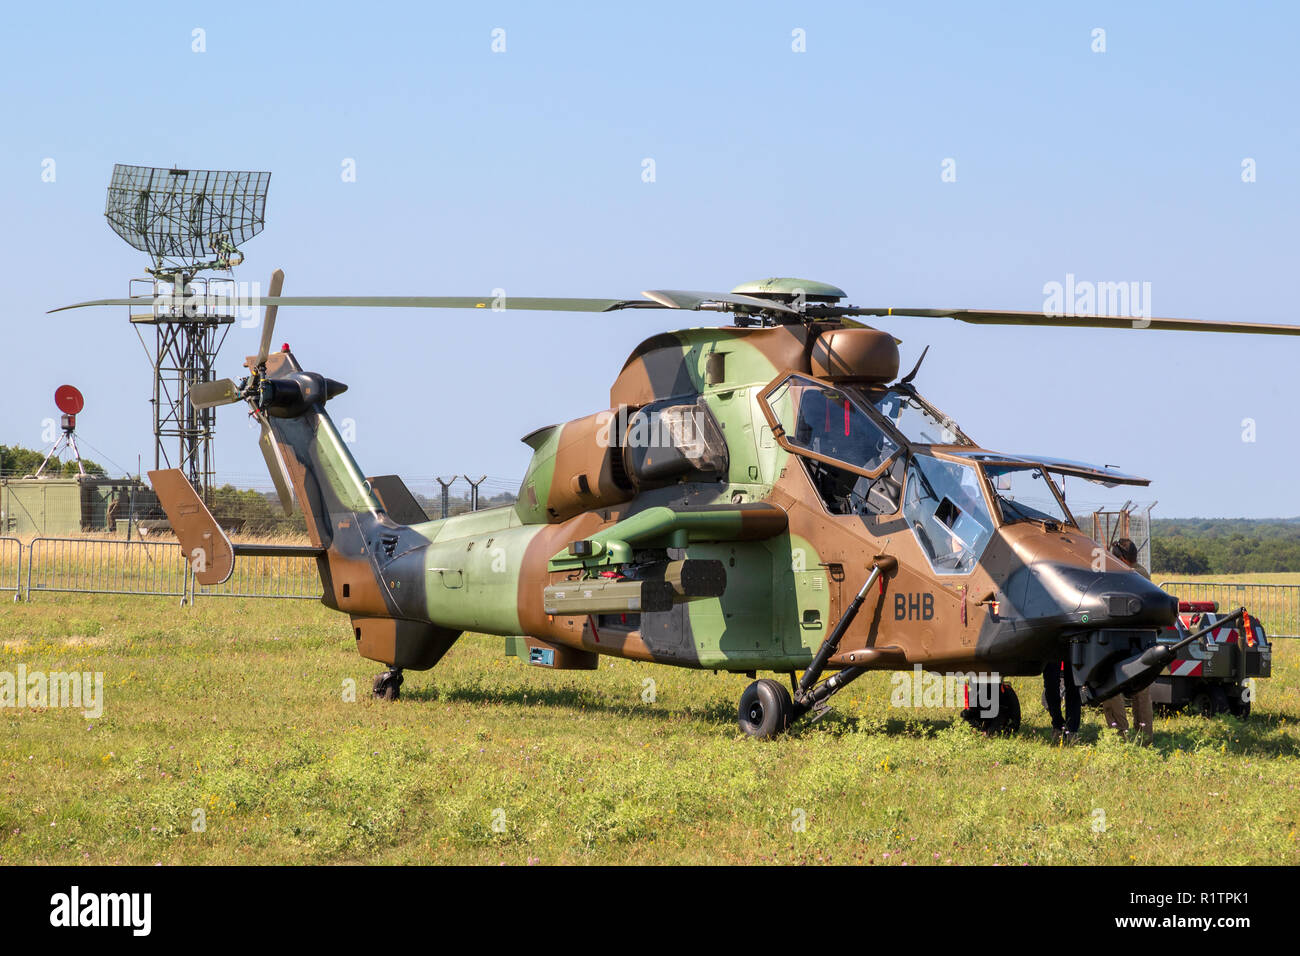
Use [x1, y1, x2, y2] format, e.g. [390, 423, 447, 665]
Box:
[1151, 538, 1211, 575]
[1146, 519, 1300, 575]
[60, 459, 106, 477]
[0, 443, 106, 477]
[206, 484, 306, 535]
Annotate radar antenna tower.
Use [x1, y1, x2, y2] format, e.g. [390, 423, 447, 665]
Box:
[103, 164, 271, 500]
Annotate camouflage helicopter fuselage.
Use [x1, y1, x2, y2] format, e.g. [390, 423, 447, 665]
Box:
[234, 311, 1174, 729]
[74, 267, 1296, 735]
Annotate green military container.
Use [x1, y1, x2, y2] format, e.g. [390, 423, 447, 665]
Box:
[0, 476, 157, 536]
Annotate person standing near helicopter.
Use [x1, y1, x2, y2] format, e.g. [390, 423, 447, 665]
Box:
[1042, 659, 1080, 744]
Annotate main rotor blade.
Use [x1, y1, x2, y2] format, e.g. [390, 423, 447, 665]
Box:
[847, 308, 1300, 336]
[189, 378, 242, 409]
[55, 289, 1300, 336]
[50, 292, 795, 317]
[49, 295, 650, 313]
[256, 268, 285, 367]
[254, 296, 655, 312]
[257, 414, 295, 516]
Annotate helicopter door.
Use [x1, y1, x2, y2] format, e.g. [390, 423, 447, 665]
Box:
[779, 546, 841, 658]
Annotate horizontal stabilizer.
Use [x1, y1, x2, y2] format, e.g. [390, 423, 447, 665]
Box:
[231, 543, 326, 558]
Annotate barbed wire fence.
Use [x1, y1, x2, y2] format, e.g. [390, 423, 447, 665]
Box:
[198, 472, 520, 532]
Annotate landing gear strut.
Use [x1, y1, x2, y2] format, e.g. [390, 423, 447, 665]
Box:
[736, 555, 896, 739]
[373, 668, 403, 701]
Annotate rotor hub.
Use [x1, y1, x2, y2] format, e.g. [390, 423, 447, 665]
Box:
[729, 278, 847, 305]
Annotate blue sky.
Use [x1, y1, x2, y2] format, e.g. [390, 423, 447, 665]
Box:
[2, 1, 1297, 515]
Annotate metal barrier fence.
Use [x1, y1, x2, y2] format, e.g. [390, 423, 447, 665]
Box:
[1160, 581, 1300, 638]
[0, 537, 21, 601]
[195, 550, 322, 600]
[26, 537, 190, 601]
[13, 536, 323, 602]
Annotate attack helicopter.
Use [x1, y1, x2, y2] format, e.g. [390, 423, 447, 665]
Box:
[57, 275, 1300, 737]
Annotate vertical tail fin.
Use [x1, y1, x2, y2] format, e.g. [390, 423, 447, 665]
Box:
[255, 350, 382, 548]
[254, 349, 461, 669]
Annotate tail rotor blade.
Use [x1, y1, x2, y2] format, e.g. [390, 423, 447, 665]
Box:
[189, 378, 242, 410]
[257, 414, 295, 516]
[257, 268, 285, 367]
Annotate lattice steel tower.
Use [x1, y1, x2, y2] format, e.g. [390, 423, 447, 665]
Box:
[103, 164, 270, 500]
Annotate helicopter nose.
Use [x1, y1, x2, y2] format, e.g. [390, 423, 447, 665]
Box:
[1012, 562, 1177, 629]
[1076, 572, 1177, 628]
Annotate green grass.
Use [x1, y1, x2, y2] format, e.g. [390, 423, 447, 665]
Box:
[1157, 573, 1300, 586]
[1, 593, 1298, 865]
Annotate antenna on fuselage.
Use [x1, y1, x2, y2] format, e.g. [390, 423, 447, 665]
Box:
[897, 345, 930, 386]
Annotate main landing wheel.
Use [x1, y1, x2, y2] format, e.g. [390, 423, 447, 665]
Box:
[738, 679, 792, 739]
[962, 681, 1021, 736]
[373, 669, 403, 701]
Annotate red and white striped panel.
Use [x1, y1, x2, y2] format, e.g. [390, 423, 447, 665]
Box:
[1169, 659, 1203, 677]
[1176, 614, 1238, 644]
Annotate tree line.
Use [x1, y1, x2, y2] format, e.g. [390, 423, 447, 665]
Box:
[0, 443, 106, 477]
[1151, 518, 1300, 574]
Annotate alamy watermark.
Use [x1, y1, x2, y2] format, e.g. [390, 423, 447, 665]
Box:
[1042, 273, 1153, 324]
[890, 665, 1000, 717]
[1, 665, 103, 718]
[595, 405, 709, 452]
[50, 886, 150, 936]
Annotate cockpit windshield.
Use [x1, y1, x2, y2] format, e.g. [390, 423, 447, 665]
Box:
[985, 465, 1071, 527]
[872, 389, 971, 446]
[903, 454, 995, 574]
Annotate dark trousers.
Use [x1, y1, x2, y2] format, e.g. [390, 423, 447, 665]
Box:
[1042, 662, 1080, 733]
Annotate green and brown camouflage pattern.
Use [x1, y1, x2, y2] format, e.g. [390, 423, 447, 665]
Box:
[146, 280, 1191, 726]
[214, 311, 1166, 688]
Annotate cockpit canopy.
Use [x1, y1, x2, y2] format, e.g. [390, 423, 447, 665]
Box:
[762, 373, 902, 478]
[758, 374, 972, 474]
[903, 454, 995, 574]
[757, 369, 1151, 575]
[872, 388, 972, 446]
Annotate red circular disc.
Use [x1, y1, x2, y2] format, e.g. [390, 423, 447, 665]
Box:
[55, 384, 84, 415]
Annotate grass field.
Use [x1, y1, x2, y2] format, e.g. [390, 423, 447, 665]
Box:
[1, 592, 1298, 866]
[1156, 572, 1300, 586]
